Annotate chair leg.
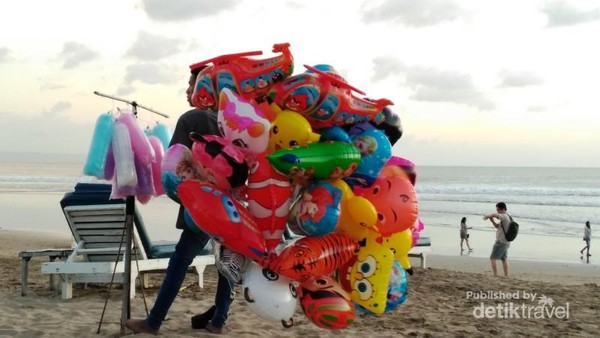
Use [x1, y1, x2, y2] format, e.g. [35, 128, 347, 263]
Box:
[21, 257, 31, 296]
[61, 277, 73, 300]
[194, 265, 206, 288]
[130, 271, 138, 299]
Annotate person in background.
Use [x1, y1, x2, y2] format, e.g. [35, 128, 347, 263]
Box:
[460, 217, 473, 253]
[580, 221, 591, 259]
[126, 65, 232, 335]
[483, 202, 511, 277]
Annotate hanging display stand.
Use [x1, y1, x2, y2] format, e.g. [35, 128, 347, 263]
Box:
[92, 91, 168, 335]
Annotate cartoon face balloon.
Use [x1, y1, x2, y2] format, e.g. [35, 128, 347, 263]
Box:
[217, 88, 271, 155]
[354, 260, 408, 315]
[355, 175, 418, 236]
[298, 276, 355, 330]
[338, 242, 394, 315]
[242, 262, 297, 327]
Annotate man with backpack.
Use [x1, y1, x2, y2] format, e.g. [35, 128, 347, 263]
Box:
[483, 202, 516, 278]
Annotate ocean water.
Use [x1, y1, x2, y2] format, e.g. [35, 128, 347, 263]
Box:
[1, 161, 598, 263]
[416, 166, 600, 238]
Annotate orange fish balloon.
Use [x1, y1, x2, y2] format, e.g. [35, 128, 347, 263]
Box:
[264, 233, 358, 282]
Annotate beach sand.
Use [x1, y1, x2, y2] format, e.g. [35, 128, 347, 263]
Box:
[0, 229, 598, 338]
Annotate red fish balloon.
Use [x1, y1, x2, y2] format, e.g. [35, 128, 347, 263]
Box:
[178, 180, 267, 261]
[246, 152, 292, 252]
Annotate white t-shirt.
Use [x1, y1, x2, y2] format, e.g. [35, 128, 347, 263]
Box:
[486, 213, 510, 244]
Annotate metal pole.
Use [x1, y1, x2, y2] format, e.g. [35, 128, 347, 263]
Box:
[120, 195, 135, 334]
[93, 91, 170, 118]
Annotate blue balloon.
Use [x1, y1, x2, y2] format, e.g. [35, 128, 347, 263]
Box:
[288, 181, 342, 236]
[345, 122, 392, 187]
[161, 172, 182, 204]
[83, 113, 115, 179]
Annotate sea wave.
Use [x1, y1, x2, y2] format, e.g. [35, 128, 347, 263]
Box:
[0, 175, 94, 193]
[417, 185, 600, 198]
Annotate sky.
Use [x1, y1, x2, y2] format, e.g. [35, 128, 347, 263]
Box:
[1, 0, 599, 167]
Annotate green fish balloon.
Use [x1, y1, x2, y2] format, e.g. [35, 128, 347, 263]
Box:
[267, 141, 361, 180]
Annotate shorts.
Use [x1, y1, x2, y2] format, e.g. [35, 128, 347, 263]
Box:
[460, 233, 467, 239]
[490, 241, 509, 261]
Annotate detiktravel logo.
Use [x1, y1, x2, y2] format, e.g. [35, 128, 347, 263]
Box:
[466, 290, 569, 319]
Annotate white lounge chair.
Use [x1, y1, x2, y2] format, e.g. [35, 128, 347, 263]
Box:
[408, 236, 431, 268]
[41, 183, 214, 300]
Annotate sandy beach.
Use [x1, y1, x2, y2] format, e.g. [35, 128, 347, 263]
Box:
[0, 229, 598, 337]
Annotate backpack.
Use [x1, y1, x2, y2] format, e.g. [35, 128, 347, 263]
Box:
[502, 215, 519, 242]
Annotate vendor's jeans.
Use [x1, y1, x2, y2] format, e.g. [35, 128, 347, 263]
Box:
[211, 271, 234, 328]
[146, 228, 232, 330]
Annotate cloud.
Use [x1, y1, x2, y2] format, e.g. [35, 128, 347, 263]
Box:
[59, 42, 99, 69]
[141, 0, 241, 21]
[40, 83, 67, 90]
[0, 46, 12, 64]
[123, 62, 178, 85]
[405, 67, 495, 110]
[527, 105, 548, 112]
[125, 31, 184, 61]
[371, 56, 406, 82]
[0, 111, 91, 154]
[48, 101, 72, 116]
[498, 70, 544, 88]
[540, 1, 600, 27]
[116, 84, 135, 97]
[361, 0, 464, 27]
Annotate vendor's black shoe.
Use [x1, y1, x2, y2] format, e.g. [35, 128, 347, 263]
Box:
[191, 305, 216, 329]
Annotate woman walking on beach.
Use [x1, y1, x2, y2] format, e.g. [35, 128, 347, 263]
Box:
[580, 221, 591, 259]
[460, 217, 473, 253]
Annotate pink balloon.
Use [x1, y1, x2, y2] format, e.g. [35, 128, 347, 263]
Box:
[148, 136, 165, 196]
